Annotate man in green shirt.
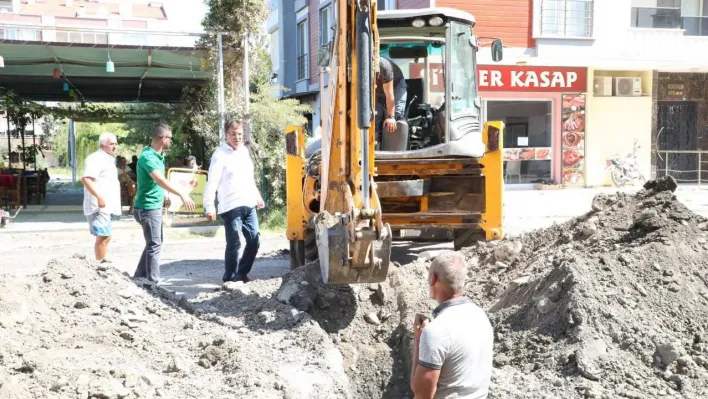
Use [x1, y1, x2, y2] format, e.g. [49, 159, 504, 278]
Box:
[133, 123, 195, 284]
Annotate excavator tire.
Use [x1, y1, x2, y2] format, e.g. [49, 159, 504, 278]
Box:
[289, 220, 318, 270]
[453, 229, 483, 251]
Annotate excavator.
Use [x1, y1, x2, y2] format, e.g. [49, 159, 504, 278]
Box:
[285, 2, 505, 284]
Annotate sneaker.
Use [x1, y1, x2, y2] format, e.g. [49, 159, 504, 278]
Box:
[100, 259, 112, 264]
[234, 274, 251, 283]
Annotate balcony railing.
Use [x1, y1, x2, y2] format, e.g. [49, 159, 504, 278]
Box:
[630, 7, 681, 29]
[296, 54, 309, 81]
[682, 16, 708, 37]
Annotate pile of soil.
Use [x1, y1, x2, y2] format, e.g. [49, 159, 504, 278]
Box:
[457, 177, 708, 398]
[5, 175, 707, 399]
[0, 255, 350, 399]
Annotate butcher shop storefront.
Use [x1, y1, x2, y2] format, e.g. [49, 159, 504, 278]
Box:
[479, 65, 589, 187]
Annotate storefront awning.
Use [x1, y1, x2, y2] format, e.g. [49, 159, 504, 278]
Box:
[0, 41, 212, 103]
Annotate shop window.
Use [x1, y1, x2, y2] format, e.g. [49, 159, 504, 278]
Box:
[541, 0, 594, 38]
[487, 100, 553, 185]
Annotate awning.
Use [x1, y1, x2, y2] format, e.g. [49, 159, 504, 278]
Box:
[0, 41, 212, 103]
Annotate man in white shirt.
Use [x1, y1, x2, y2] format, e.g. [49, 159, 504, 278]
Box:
[411, 251, 494, 399]
[204, 120, 265, 283]
[81, 132, 122, 263]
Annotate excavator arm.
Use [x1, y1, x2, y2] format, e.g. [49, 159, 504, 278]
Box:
[314, 0, 392, 284]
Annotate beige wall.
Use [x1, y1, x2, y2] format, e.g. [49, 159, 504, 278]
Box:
[585, 68, 653, 186]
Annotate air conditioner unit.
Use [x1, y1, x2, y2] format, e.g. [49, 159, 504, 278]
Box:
[593, 76, 612, 96]
[613, 77, 642, 97]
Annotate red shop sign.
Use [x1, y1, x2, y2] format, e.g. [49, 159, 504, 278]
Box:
[408, 64, 587, 93]
[478, 65, 587, 92]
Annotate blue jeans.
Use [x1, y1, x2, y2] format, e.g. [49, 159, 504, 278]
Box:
[133, 208, 162, 282]
[221, 206, 260, 281]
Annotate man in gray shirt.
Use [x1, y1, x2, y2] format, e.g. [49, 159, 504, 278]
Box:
[411, 251, 494, 399]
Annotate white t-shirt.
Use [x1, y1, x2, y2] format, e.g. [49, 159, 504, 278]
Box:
[418, 297, 494, 399]
[82, 150, 121, 216]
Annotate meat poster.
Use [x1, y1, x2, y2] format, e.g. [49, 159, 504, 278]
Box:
[561, 94, 586, 186]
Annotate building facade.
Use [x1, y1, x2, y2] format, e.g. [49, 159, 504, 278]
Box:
[270, 0, 708, 187]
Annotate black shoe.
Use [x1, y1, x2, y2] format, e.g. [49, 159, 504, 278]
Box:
[234, 274, 250, 283]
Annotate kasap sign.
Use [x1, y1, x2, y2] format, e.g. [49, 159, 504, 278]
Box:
[408, 64, 587, 92]
[166, 168, 207, 214]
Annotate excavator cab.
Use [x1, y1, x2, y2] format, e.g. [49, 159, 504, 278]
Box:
[286, 4, 505, 285]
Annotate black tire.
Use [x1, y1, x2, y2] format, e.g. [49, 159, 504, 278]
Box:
[453, 229, 482, 251]
[289, 223, 319, 270]
[304, 227, 318, 263]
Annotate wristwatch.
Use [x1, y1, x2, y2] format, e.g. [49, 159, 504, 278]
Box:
[386, 115, 395, 120]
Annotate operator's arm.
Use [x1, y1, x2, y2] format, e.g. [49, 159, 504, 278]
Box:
[203, 152, 223, 216]
[411, 325, 444, 399]
[384, 80, 395, 118]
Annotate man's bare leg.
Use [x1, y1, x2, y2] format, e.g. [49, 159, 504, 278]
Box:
[95, 236, 111, 261]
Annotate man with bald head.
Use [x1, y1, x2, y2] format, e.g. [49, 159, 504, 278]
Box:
[411, 251, 494, 399]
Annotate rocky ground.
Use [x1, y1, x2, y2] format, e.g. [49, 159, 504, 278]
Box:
[3, 176, 708, 398]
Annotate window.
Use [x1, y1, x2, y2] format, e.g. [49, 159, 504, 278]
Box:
[319, 5, 332, 47]
[296, 20, 308, 81]
[630, 0, 681, 29]
[0, 28, 41, 41]
[540, 0, 594, 38]
[377, 0, 395, 10]
[681, 0, 708, 35]
[55, 30, 108, 45]
[270, 30, 280, 76]
[449, 22, 478, 120]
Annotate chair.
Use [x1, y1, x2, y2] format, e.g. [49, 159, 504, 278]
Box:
[505, 160, 522, 184]
[23, 172, 41, 205]
[0, 173, 22, 209]
[120, 179, 136, 214]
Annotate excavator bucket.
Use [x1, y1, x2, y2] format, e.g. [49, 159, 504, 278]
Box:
[315, 211, 392, 284]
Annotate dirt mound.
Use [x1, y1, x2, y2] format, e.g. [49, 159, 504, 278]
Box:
[0, 255, 350, 399]
[456, 177, 708, 398]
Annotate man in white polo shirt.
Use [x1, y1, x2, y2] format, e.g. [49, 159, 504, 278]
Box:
[204, 119, 265, 283]
[81, 132, 122, 263]
[411, 251, 494, 399]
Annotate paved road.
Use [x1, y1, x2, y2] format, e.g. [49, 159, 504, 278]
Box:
[5, 184, 708, 297]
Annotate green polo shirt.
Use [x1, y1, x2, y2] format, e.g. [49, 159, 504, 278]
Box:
[134, 146, 165, 210]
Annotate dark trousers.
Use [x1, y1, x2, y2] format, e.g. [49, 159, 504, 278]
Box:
[133, 208, 163, 282]
[221, 206, 260, 281]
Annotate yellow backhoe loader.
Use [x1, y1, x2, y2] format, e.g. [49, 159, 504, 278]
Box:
[285, 2, 505, 284]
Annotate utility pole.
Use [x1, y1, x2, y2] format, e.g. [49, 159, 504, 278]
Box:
[243, 31, 251, 144]
[217, 33, 225, 141]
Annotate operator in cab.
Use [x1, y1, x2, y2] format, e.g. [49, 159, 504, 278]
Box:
[375, 56, 407, 148]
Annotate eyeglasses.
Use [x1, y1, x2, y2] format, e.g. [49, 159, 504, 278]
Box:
[161, 136, 173, 140]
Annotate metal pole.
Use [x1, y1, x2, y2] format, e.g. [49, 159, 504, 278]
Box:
[217, 33, 225, 141]
[69, 119, 76, 183]
[243, 31, 251, 144]
[32, 117, 36, 171]
[699, 152, 702, 187]
[6, 112, 10, 165]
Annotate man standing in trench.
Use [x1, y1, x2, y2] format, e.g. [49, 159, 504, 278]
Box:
[133, 123, 195, 284]
[204, 119, 264, 283]
[81, 132, 121, 263]
[411, 251, 494, 398]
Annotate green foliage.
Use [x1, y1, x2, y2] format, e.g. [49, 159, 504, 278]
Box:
[250, 86, 309, 208]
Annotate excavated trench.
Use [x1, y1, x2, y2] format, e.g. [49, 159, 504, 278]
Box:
[4, 176, 708, 399]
